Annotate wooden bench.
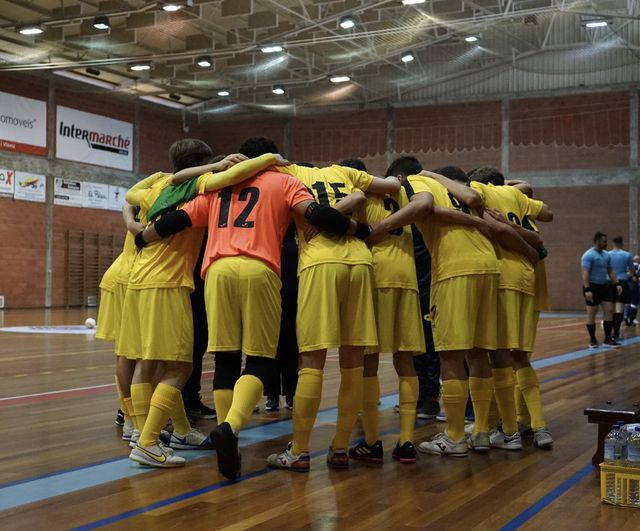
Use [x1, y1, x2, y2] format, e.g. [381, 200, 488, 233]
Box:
[584, 402, 640, 467]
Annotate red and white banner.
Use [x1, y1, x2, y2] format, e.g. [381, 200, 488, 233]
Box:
[0, 168, 15, 196]
[0, 92, 47, 157]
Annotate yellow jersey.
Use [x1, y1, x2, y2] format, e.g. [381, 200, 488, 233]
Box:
[99, 231, 138, 290]
[362, 187, 418, 291]
[405, 175, 498, 283]
[524, 214, 550, 311]
[278, 164, 374, 273]
[125, 172, 205, 291]
[471, 182, 537, 295]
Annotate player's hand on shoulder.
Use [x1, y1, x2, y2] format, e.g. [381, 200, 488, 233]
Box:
[365, 222, 388, 247]
[127, 221, 146, 235]
[272, 154, 291, 167]
[485, 208, 507, 224]
[303, 222, 321, 242]
[221, 153, 248, 169]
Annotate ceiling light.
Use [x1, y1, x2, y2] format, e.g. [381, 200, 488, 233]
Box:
[129, 63, 152, 72]
[401, 51, 415, 63]
[339, 16, 356, 29]
[17, 24, 44, 35]
[169, 93, 181, 101]
[584, 19, 608, 28]
[196, 56, 212, 68]
[85, 67, 101, 76]
[217, 90, 230, 97]
[93, 16, 110, 30]
[261, 45, 284, 53]
[330, 75, 351, 83]
[162, 4, 182, 12]
[401, 0, 426, 5]
[140, 95, 184, 109]
[53, 70, 116, 90]
[272, 85, 285, 95]
[465, 36, 479, 42]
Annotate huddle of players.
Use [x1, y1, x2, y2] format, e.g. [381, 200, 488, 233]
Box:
[97, 135, 554, 479]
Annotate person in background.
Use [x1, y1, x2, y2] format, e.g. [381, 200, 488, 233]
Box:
[608, 236, 635, 341]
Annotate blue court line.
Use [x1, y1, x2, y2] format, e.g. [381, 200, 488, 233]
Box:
[539, 312, 584, 319]
[1, 338, 635, 514]
[499, 463, 593, 530]
[73, 425, 402, 531]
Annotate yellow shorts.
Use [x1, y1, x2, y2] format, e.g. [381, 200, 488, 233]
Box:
[204, 256, 281, 358]
[96, 287, 117, 342]
[371, 288, 425, 354]
[117, 287, 193, 362]
[430, 274, 498, 351]
[497, 289, 536, 352]
[297, 263, 378, 352]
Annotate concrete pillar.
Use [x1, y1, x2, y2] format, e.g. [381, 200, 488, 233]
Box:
[386, 106, 394, 169]
[629, 90, 638, 254]
[44, 80, 55, 308]
[283, 119, 291, 159]
[501, 98, 510, 174]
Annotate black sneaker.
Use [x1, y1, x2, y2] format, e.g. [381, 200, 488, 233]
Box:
[265, 396, 279, 411]
[603, 339, 622, 348]
[185, 398, 217, 420]
[285, 396, 294, 410]
[417, 399, 440, 420]
[348, 440, 383, 463]
[115, 409, 125, 426]
[589, 340, 600, 349]
[392, 441, 417, 463]
[210, 422, 241, 480]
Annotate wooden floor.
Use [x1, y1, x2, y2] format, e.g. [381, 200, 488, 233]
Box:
[1, 309, 640, 530]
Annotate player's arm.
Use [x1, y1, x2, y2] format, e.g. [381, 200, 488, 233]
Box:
[433, 206, 494, 242]
[367, 192, 433, 244]
[484, 208, 544, 250]
[125, 172, 165, 206]
[334, 191, 366, 214]
[582, 268, 594, 303]
[609, 267, 622, 295]
[292, 200, 371, 239]
[483, 211, 540, 265]
[170, 153, 248, 184]
[506, 180, 533, 197]
[195, 154, 287, 193]
[134, 209, 192, 248]
[122, 203, 145, 235]
[421, 170, 482, 210]
[365, 176, 401, 195]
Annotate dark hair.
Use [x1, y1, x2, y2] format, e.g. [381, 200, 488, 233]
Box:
[238, 137, 280, 158]
[169, 139, 213, 172]
[594, 232, 607, 243]
[295, 162, 314, 168]
[435, 166, 468, 184]
[339, 158, 367, 172]
[385, 156, 423, 178]
[468, 167, 505, 186]
[613, 236, 623, 245]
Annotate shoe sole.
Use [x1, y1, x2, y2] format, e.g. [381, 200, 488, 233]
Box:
[469, 445, 490, 453]
[211, 426, 241, 480]
[265, 408, 279, 412]
[349, 455, 383, 464]
[392, 455, 417, 463]
[171, 442, 215, 450]
[417, 447, 468, 457]
[534, 440, 553, 448]
[490, 444, 523, 451]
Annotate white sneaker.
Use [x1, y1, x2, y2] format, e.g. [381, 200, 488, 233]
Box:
[467, 431, 490, 452]
[489, 429, 523, 450]
[464, 423, 475, 435]
[267, 442, 310, 472]
[128, 429, 140, 448]
[129, 442, 185, 468]
[170, 428, 214, 450]
[533, 428, 554, 448]
[417, 432, 468, 457]
[122, 419, 134, 441]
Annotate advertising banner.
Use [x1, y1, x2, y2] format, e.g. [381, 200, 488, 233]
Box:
[0, 168, 15, 196]
[83, 182, 110, 209]
[14, 171, 46, 203]
[108, 185, 127, 211]
[54, 177, 83, 207]
[56, 106, 133, 171]
[0, 91, 47, 156]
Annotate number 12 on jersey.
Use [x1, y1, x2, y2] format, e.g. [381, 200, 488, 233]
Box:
[217, 186, 260, 228]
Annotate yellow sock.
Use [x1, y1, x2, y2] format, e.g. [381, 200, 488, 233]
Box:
[361, 376, 380, 446]
[332, 367, 364, 450]
[213, 389, 233, 424]
[488, 394, 500, 428]
[139, 383, 180, 448]
[292, 368, 323, 455]
[225, 375, 264, 433]
[171, 394, 192, 435]
[515, 383, 531, 427]
[515, 367, 546, 430]
[130, 382, 153, 432]
[115, 377, 129, 421]
[492, 368, 517, 435]
[469, 377, 493, 434]
[398, 376, 418, 445]
[123, 397, 135, 429]
[442, 379, 469, 441]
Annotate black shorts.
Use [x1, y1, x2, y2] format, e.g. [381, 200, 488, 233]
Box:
[615, 280, 631, 305]
[586, 283, 615, 306]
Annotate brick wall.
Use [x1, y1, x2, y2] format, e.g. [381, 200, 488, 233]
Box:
[535, 184, 629, 310]
[0, 197, 47, 307]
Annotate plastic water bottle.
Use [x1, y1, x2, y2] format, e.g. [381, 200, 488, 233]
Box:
[604, 422, 624, 502]
[628, 427, 640, 506]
